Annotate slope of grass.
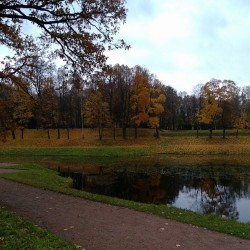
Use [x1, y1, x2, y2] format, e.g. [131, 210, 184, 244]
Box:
[0, 208, 78, 250]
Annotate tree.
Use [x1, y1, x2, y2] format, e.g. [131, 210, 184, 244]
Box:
[219, 80, 238, 138]
[234, 111, 249, 137]
[39, 79, 58, 139]
[0, 1, 128, 78]
[110, 64, 132, 139]
[84, 90, 111, 140]
[131, 66, 150, 138]
[197, 79, 223, 138]
[161, 85, 180, 130]
[12, 86, 33, 139]
[0, 83, 17, 141]
[148, 80, 166, 138]
[197, 79, 238, 139]
[179, 94, 199, 130]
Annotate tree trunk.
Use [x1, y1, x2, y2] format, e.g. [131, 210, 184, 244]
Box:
[209, 127, 213, 139]
[222, 128, 226, 139]
[122, 126, 126, 140]
[80, 95, 84, 139]
[99, 126, 103, 140]
[236, 129, 239, 138]
[21, 128, 24, 139]
[196, 128, 199, 138]
[155, 127, 160, 138]
[11, 130, 16, 140]
[113, 127, 116, 140]
[47, 129, 50, 139]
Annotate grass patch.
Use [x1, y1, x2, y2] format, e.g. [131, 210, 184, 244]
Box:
[1, 163, 250, 240]
[0, 146, 149, 164]
[0, 208, 77, 250]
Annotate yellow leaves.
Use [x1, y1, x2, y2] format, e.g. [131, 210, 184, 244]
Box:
[131, 72, 166, 131]
[83, 91, 111, 128]
[75, 245, 83, 249]
[131, 70, 150, 126]
[148, 116, 159, 129]
[234, 111, 249, 129]
[198, 79, 236, 126]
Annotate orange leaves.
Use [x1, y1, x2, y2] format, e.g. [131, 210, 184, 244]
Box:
[131, 69, 150, 127]
[131, 68, 166, 132]
[148, 86, 166, 129]
[197, 79, 237, 126]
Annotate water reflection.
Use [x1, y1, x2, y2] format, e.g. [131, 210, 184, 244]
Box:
[59, 160, 250, 223]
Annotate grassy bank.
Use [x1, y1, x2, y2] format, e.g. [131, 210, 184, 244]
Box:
[0, 208, 78, 250]
[0, 163, 250, 241]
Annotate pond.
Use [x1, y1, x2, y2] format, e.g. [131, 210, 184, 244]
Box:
[57, 156, 250, 223]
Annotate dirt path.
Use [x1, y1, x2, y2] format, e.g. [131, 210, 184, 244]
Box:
[0, 178, 249, 250]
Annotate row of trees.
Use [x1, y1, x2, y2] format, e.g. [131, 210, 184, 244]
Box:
[0, 62, 167, 140]
[1, 59, 250, 141]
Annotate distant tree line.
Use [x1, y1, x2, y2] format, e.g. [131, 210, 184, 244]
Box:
[1, 59, 250, 141]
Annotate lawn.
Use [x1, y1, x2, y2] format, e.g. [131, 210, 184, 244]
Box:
[1, 128, 250, 248]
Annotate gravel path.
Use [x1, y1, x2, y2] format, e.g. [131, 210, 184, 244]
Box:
[0, 177, 249, 249]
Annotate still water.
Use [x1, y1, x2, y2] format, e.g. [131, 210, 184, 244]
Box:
[58, 156, 250, 223]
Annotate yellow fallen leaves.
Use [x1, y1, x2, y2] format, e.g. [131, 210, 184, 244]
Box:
[63, 225, 75, 231]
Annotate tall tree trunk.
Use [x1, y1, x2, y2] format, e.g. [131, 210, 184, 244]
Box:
[236, 129, 239, 138]
[155, 127, 160, 138]
[80, 96, 84, 139]
[196, 128, 199, 138]
[113, 126, 116, 140]
[47, 128, 50, 139]
[11, 130, 16, 140]
[209, 126, 213, 139]
[99, 126, 103, 140]
[222, 128, 226, 139]
[122, 126, 126, 140]
[21, 128, 24, 139]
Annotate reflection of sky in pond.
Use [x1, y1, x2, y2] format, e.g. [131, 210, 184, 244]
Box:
[236, 199, 250, 223]
[173, 187, 201, 212]
[172, 183, 250, 223]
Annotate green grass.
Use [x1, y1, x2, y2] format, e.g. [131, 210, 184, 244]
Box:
[1, 163, 250, 241]
[0, 147, 149, 163]
[0, 208, 78, 250]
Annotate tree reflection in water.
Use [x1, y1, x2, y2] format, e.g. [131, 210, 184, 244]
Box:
[59, 162, 250, 223]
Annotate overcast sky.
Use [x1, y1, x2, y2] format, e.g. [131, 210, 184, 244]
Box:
[106, 0, 250, 94]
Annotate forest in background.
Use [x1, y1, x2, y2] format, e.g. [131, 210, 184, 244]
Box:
[1, 60, 250, 141]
